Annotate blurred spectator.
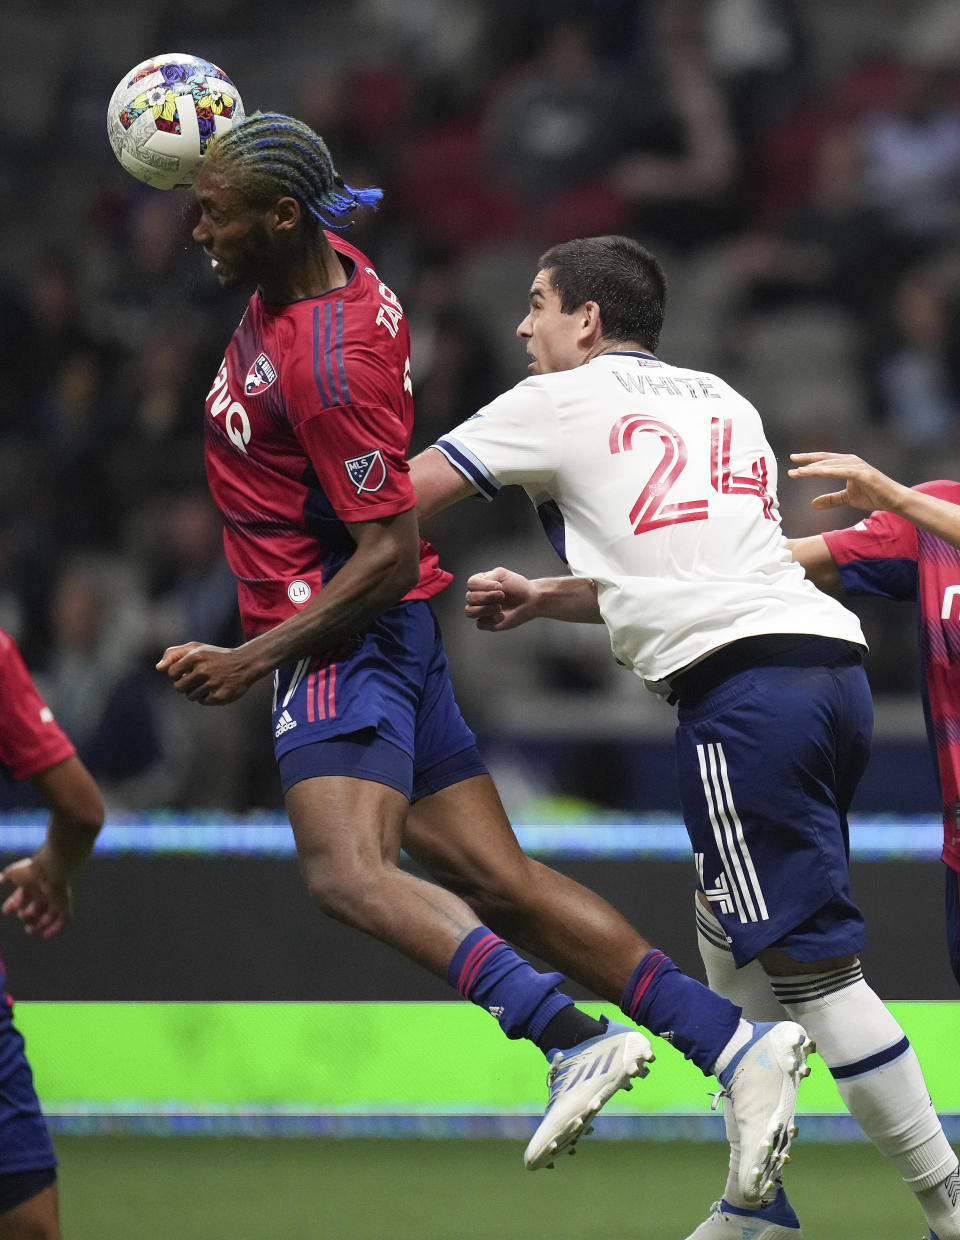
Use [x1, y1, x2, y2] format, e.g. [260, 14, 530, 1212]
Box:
[484, 19, 627, 206]
[874, 268, 960, 458]
[36, 560, 166, 807]
[607, 0, 741, 248]
[856, 60, 960, 259]
[137, 490, 240, 651]
[34, 347, 121, 550]
[729, 123, 905, 323]
[703, 0, 813, 146]
[408, 308, 503, 454]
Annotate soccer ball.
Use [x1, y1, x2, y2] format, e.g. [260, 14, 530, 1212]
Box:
[107, 53, 245, 190]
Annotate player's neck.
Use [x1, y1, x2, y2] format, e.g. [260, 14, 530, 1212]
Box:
[259, 244, 350, 304]
[590, 339, 650, 362]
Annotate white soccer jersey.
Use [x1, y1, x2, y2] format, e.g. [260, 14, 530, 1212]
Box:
[434, 350, 865, 684]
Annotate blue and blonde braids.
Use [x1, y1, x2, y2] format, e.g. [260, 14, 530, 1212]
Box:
[202, 110, 382, 227]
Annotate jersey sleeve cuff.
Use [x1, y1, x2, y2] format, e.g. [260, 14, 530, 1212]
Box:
[433, 437, 499, 502]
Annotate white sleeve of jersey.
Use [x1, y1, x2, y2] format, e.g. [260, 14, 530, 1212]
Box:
[433, 381, 558, 500]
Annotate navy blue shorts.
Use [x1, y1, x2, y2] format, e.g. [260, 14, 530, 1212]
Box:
[675, 635, 872, 967]
[946, 864, 960, 988]
[0, 982, 56, 1179]
[273, 601, 487, 801]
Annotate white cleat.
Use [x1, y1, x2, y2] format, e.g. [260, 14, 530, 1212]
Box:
[716, 1021, 814, 1204]
[684, 1196, 803, 1239]
[523, 1018, 654, 1170]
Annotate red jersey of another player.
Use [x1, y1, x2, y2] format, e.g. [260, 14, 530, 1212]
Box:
[0, 627, 75, 781]
[204, 234, 450, 637]
[824, 481, 960, 873]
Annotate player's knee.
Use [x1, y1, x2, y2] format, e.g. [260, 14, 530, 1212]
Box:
[759, 946, 860, 977]
[299, 856, 388, 926]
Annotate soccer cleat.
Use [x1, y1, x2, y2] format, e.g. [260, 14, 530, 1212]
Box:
[523, 1018, 654, 1170]
[684, 1190, 802, 1238]
[717, 1020, 814, 1204]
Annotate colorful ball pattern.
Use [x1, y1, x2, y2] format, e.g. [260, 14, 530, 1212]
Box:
[107, 53, 245, 190]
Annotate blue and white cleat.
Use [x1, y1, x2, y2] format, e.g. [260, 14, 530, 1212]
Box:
[523, 1018, 654, 1170]
[684, 1189, 803, 1238]
[717, 1021, 815, 1204]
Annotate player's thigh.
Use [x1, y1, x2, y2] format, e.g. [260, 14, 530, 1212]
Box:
[0, 1180, 60, 1240]
[285, 768, 411, 874]
[405, 772, 532, 891]
[403, 609, 510, 885]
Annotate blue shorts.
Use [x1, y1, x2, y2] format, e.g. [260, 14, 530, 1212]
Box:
[273, 601, 487, 801]
[0, 981, 56, 1178]
[946, 864, 960, 988]
[674, 635, 872, 967]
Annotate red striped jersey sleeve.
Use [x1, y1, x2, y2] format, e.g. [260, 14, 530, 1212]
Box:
[0, 629, 75, 781]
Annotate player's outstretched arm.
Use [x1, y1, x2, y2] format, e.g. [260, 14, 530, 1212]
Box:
[410, 448, 477, 521]
[465, 569, 603, 631]
[790, 450, 960, 554]
[788, 451, 912, 515]
[1, 754, 104, 939]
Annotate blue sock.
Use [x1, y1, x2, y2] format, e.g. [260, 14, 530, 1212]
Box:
[620, 949, 741, 1074]
[447, 927, 573, 1044]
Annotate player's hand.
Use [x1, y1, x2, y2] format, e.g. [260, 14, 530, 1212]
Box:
[788, 452, 909, 514]
[464, 567, 538, 631]
[0, 856, 72, 939]
[156, 641, 253, 705]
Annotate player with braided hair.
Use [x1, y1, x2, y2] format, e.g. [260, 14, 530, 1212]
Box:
[199, 110, 383, 227]
[158, 114, 812, 1187]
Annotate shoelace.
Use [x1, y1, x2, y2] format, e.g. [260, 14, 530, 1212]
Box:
[709, 1087, 728, 1112]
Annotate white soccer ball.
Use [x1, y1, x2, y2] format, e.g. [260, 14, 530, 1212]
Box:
[107, 53, 245, 190]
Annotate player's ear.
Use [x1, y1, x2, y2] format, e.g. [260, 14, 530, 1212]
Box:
[580, 300, 603, 343]
[272, 196, 301, 234]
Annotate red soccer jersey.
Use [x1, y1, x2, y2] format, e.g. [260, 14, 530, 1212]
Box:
[824, 481, 960, 872]
[0, 627, 75, 781]
[204, 234, 450, 637]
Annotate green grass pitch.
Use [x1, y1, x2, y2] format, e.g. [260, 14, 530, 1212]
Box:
[56, 1137, 930, 1239]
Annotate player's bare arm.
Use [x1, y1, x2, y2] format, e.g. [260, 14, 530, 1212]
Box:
[784, 535, 843, 594]
[1, 754, 104, 939]
[792, 450, 960, 552]
[466, 569, 603, 631]
[158, 509, 421, 705]
[410, 447, 477, 521]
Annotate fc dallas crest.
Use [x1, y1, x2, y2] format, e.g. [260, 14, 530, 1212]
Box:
[244, 352, 277, 395]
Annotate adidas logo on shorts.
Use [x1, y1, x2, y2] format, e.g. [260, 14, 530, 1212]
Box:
[274, 709, 298, 738]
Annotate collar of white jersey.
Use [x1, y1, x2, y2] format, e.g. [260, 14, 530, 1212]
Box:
[599, 350, 660, 362]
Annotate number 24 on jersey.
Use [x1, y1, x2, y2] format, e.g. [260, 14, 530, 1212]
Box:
[610, 414, 776, 535]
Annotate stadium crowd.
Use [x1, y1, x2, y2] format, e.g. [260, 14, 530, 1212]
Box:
[5, 0, 960, 811]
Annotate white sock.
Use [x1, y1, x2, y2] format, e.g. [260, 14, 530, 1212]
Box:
[773, 965, 960, 1239]
[711, 1017, 755, 1077]
[696, 898, 786, 1208]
